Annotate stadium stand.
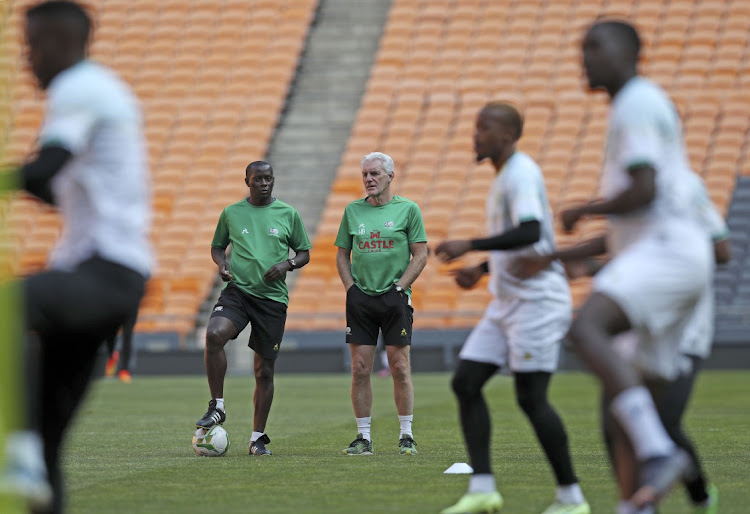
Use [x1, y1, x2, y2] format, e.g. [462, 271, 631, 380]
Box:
[1, 0, 747, 341]
[1, 0, 318, 340]
[289, 0, 749, 330]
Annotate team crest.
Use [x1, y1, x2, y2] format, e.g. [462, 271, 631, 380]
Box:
[384, 221, 395, 227]
[269, 228, 279, 236]
[213, 306, 224, 312]
[358, 224, 366, 235]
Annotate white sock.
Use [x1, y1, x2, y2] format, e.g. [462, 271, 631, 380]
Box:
[610, 387, 675, 460]
[356, 417, 371, 442]
[468, 474, 497, 493]
[398, 414, 413, 438]
[215, 398, 225, 412]
[556, 483, 585, 504]
[250, 431, 264, 443]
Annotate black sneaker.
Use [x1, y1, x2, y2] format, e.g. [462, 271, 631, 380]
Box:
[249, 434, 272, 456]
[195, 399, 226, 428]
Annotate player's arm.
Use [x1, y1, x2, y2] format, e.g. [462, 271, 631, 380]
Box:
[511, 235, 607, 279]
[16, 145, 73, 204]
[336, 246, 354, 291]
[262, 249, 311, 281]
[561, 165, 655, 231]
[211, 246, 232, 281]
[714, 238, 730, 265]
[396, 241, 428, 289]
[434, 220, 540, 262]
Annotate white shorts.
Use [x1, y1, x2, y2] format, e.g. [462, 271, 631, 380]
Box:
[594, 224, 712, 380]
[459, 297, 572, 373]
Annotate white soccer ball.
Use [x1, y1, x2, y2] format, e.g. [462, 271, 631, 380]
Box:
[192, 426, 230, 457]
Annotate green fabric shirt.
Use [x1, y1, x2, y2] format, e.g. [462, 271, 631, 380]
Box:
[335, 196, 427, 296]
[212, 198, 311, 304]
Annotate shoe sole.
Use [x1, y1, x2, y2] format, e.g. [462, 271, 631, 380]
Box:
[343, 451, 373, 455]
[195, 421, 224, 429]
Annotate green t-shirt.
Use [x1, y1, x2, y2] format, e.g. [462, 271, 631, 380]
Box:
[335, 196, 427, 296]
[212, 198, 311, 304]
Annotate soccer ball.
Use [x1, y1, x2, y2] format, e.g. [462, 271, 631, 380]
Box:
[192, 426, 230, 457]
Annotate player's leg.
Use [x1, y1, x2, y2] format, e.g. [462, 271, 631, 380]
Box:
[39, 335, 101, 514]
[104, 333, 119, 378]
[442, 360, 503, 514]
[246, 294, 286, 456]
[197, 284, 245, 428]
[382, 287, 416, 454]
[116, 307, 138, 382]
[342, 286, 378, 454]
[514, 372, 588, 513]
[647, 362, 715, 509]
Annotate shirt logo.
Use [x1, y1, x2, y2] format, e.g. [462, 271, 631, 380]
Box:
[273, 343, 279, 351]
[384, 221, 395, 227]
[269, 228, 279, 236]
[370, 230, 380, 238]
[358, 223, 366, 235]
[400, 328, 407, 336]
[346, 327, 352, 335]
[214, 306, 224, 312]
[242, 228, 249, 234]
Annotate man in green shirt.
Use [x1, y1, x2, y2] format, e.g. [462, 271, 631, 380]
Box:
[195, 161, 311, 457]
[335, 152, 428, 456]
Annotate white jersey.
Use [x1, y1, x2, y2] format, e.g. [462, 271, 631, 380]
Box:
[680, 173, 728, 358]
[486, 151, 569, 303]
[601, 77, 699, 255]
[40, 60, 152, 277]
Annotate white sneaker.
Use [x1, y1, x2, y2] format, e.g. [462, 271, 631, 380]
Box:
[0, 431, 53, 509]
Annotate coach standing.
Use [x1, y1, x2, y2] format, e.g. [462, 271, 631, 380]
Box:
[335, 152, 428, 456]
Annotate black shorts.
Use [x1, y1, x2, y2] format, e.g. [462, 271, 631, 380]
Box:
[346, 285, 413, 346]
[210, 282, 287, 359]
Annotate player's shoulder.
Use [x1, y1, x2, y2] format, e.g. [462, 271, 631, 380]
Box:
[391, 195, 421, 208]
[269, 197, 302, 214]
[221, 198, 249, 214]
[505, 152, 543, 180]
[49, 61, 139, 114]
[615, 77, 671, 114]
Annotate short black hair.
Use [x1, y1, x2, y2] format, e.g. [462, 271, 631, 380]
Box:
[482, 102, 524, 140]
[26, 1, 92, 46]
[245, 161, 273, 175]
[591, 19, 641, 59]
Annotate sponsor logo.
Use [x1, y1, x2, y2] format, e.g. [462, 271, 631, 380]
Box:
[358, 228, 394, 252]
[370, 230, 380, 238]
[269, 228, 279, 236]
[213, 306, 224, 312]
[523, 352, 532, 360]
[384, 221, 395, 227]
[241, 228, 249, 234]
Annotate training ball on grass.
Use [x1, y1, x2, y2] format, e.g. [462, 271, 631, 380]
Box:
[192, 426, 230, 457]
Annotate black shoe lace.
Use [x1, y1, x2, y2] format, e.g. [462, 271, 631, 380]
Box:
[349, 437, 368, 448]
[399, 436, 416, 447]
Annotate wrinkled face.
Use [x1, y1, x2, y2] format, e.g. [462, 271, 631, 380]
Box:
[361, 159, 392, 197]
[245, 166, 274, 201]
[25, 17, 64, 89]
[582, 25, 621, 90]
[474, 109, 511, 163]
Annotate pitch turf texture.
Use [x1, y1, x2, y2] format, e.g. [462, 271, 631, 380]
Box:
[46, 372, 750, 512]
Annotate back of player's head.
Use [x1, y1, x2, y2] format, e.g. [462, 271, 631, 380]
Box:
[26, 1, 91, 49]
[361, 152, 395, 177]
[246, 160, 273, 176]
[481, 102, 523, 141]
[588, 19, 641, 61]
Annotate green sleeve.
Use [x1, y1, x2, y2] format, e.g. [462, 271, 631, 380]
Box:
[211, 209, 230, 249]
[334, 206, 353, 249]
[406, 202, 428, 243]
[289, 209, 312, 251]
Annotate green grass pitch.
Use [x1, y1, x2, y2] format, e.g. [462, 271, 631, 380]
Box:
[52, 370, 749, 513]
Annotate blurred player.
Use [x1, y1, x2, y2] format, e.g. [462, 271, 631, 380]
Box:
[435, 103, 589, 514]
[0, 2, 152, 512]
[336, 152, 428, 456]
[558, 172, 726, 514]
[195, 161, 311, 457]
[515, 20, 712, 513]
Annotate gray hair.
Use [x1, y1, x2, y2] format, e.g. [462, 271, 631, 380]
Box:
[361, 152, 394, 177]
